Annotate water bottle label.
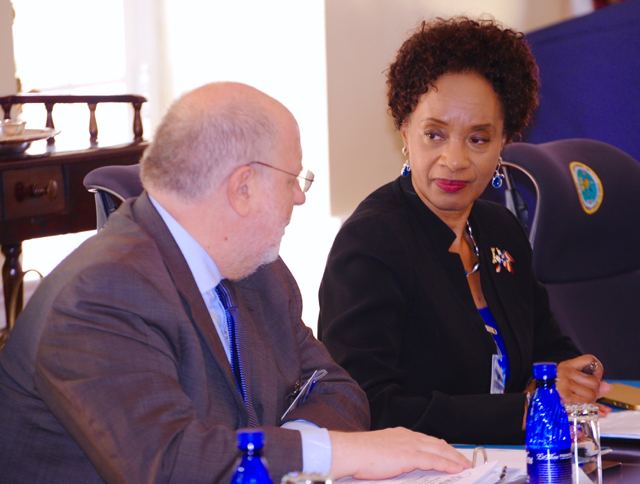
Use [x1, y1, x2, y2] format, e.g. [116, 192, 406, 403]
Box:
[526, 449, 572, 484]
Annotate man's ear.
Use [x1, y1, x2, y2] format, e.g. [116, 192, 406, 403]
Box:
[227, 165, 255, 217]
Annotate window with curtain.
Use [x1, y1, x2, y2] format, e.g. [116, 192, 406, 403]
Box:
[11, 0, 130, 288]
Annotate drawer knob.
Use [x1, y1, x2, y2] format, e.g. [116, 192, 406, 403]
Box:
[15, 180, 58, 202]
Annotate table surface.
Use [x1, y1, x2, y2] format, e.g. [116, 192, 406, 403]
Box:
[454, 381, 640, 483]
[601, 381, 640, 483]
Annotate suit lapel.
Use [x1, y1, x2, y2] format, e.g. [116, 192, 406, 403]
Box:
[127, 193, 248, 417]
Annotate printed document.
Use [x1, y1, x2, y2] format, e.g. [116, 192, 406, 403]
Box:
[599, 410, 640, 439]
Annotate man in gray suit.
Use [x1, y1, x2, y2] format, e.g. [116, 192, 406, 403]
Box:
[0, 82, 469, 483]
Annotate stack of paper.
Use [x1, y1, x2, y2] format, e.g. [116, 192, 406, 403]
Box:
[337, 448, 528, 483]
[337, 462, 501, 484]
[458, 448, 527, 483]
[599, 410, 640, 439]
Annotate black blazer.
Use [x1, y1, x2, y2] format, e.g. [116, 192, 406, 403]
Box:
[318, 175, 579, 444]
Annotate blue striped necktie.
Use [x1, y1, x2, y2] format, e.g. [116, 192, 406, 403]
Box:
[215, 280, 259, 427]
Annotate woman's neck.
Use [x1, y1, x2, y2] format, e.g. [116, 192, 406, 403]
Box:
[438, 208, 473, 252]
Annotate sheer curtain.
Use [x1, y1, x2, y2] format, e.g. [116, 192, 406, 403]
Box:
[10, 0, 132, 306]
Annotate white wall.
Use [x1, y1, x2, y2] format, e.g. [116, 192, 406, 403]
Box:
[122, 0, 170, 135]
[0, 0, 17, 329]
[0, 0, 16, 96]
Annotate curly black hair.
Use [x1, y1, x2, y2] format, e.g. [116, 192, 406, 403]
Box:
[387, 17, 539, 141]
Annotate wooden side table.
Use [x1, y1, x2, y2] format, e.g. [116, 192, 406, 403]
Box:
[0, 94, 148, 345]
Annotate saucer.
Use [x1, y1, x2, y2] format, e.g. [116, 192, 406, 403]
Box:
[0, 128, 60, 155]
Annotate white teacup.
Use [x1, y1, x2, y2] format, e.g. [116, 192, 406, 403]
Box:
[1, 119, 27, 137]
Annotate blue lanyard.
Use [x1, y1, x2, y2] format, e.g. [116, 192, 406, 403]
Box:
[478, 306, 510, 382]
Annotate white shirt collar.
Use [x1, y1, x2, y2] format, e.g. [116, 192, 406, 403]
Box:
[149, 194, 222, 295]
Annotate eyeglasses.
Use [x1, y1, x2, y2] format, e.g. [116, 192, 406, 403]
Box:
[249, 161, 315, 193]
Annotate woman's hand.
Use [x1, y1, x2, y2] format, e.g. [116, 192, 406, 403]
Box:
[556, 355, 613, 416]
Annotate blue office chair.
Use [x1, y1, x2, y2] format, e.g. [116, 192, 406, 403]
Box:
[499, 139, 640, 379]
[83, 164, 143, 230]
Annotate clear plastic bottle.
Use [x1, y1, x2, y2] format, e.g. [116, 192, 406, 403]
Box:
[525, 362, 572, 484]
[230, 431, 274, 484]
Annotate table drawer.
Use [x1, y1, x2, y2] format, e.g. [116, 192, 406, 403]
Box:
[2, 165, 66, 220]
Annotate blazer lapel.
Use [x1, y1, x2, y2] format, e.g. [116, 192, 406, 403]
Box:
[474, 213, 530, 390]
[127, 192, 248, 416]
[403, 186, 496, 356]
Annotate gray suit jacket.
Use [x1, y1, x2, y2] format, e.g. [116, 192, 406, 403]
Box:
[0, 193, 369, 484]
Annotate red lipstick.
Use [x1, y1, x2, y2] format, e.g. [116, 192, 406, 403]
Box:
[435, 179, 468, 193]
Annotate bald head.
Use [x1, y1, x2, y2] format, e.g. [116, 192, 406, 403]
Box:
[141, 82, 297, 201]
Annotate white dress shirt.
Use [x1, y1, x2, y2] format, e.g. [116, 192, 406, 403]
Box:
[149, 195, 331, 473]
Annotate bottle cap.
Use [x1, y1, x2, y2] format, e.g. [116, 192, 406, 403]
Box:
[533, 362, 557, 380]
[237, 431, 264, 450]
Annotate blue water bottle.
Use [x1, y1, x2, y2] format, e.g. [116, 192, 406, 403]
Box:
[230, 431, 274, 484]
[525, 362, 572, 484]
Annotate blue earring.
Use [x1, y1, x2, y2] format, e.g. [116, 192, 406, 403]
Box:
[401, 147, 410, 177]
[492, 160, 504, 188]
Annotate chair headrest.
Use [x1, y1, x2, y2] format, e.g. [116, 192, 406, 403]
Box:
[502, 139, 640, 283]
[83, 164, 143, 201]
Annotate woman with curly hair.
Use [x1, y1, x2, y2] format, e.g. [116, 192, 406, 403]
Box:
[318, 17, 611, 444]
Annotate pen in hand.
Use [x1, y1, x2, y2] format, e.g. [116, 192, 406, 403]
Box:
[582, 361, 599, 376]
[580, 360, 613, 416]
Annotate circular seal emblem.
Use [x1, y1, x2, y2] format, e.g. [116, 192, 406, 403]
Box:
[569, 162, 603, 214]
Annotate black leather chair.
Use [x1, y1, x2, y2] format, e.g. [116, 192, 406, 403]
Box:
[499, 139, 640, 379]
[83, 164, 143, 230]
[480, 162, 537, 240]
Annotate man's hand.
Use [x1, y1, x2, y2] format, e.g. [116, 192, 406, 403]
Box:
[557, 355, 613, 416]
[328, 427, 471, 480]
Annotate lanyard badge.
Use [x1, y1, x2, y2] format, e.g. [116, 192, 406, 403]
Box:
[490, 354, 507, 394]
